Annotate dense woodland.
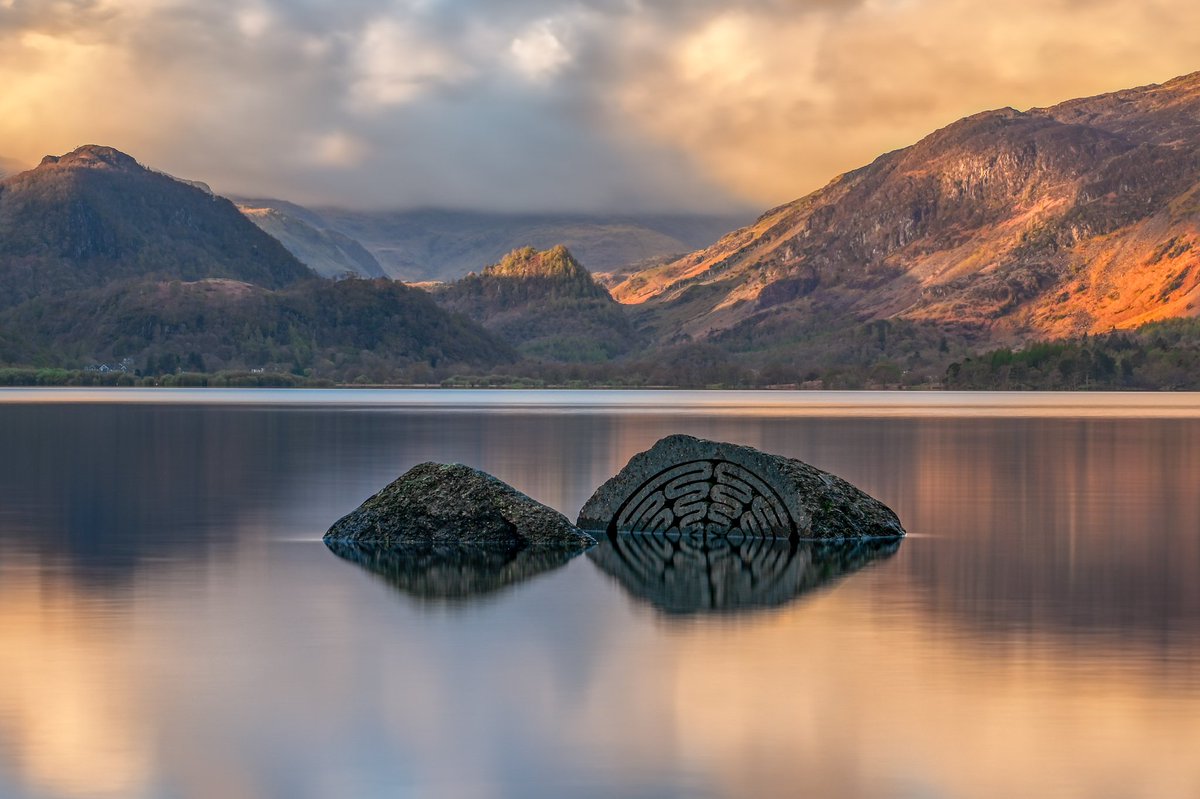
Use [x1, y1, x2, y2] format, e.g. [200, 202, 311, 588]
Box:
[434, 246, 639, 362]
[943, 319, 1200, 390]
[5, 240, 1200, 388]
[0, 277, 513, 383]
[398, 317, 1200, 390]
[0, 147, 514, 383]
[0, 147, 309, 307]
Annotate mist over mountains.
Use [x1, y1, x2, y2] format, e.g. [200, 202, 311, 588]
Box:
[6, 72, 1200, 388]
[237, 203, 388, 280]
[236, 199, 749, 283]
[0, 147, 511, 381]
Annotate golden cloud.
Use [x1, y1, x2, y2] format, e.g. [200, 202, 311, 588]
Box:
[2, 0, 1200, 210]
[616, 0, 1200, 205]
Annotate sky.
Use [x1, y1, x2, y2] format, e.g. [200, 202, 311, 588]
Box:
[2, 0, 1200, 213]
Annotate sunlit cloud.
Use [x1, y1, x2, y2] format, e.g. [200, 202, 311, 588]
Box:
[2, 0, 1200, 210]
[307, 130, 371, 168]
[509, 19, 572, 82]
[616, 0, 1200, 204]
[350, 17, 472, 109]
[235, 4, 273, 40]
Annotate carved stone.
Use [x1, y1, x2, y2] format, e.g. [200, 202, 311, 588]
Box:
[577, 435, 904, 539]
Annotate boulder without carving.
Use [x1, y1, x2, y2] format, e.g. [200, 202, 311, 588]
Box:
[577, 435, 904, 540]
[326, 462, 595, 548]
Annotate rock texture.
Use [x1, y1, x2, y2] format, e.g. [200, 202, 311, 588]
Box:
[588, 535, 900, 616]
[325, 540, 582, 601]
[432, 245, 639, 361]
[577, 435, 905, 539]
[325, 462, 595, 548]
[613, 71, 1200, 345]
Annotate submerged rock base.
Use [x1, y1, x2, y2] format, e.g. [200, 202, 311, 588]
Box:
[577, 435, 904, 540]
[326, 539, 583, 601]
[588, 534, 901, 615]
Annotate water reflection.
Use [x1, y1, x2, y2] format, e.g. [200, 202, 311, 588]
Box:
[325, 540, 585, 603]
[4, 397, 1200, 798]
[588, 533, 900, 616]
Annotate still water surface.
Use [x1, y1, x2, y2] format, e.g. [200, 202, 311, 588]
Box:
[1, 390, 1199, 798]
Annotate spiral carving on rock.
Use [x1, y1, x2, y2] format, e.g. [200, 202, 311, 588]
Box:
[609, 459, 796, 537]
[580, 435, 905, 540]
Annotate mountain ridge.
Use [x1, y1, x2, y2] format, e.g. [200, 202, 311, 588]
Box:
[0, 146, 518, 380]
[290, 205, 752, 281]
[0, 144, 314, 306]
[238, 204, 386, 279]
[9, 71, 1200, 387]
[614, 70, 1200, 349]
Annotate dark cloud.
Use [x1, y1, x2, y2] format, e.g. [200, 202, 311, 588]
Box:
[0, 0, 107, 33]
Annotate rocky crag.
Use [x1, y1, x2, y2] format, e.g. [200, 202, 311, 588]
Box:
[615, 72, 1200, 348]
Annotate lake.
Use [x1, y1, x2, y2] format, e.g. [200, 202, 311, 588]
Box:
[1, 389, 1199, 798]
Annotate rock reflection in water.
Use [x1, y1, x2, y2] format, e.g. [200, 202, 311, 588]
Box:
[589, 533, 900, 616]
[325, 540, 584, 603]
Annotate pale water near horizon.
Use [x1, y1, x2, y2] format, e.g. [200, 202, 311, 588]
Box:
[1, 390, 1198, 798]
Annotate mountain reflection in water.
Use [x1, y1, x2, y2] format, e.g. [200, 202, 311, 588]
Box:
[325, 540, 584, 602]
[5, 394, 1200, 799]
[589, 533, 901, 615]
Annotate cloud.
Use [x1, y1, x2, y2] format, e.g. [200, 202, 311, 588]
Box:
[350, 16, 474, 109]
[616, 0, 1200, 205]
[509, 19, 572, 82]
[308, 131, 370, 168]
[235, 3, 273, 39]
[1, 0, 1200, 211]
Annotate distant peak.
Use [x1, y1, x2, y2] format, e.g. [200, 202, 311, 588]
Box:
[969, 107, 1023, 120]
[484, 245, 589, 279]
[941, 106, 1027, 131]
[1141, 70, 1200, 93]
[40, 145, 141, 171]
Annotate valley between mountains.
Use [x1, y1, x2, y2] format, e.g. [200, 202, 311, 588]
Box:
[6, 72, 1200, 388]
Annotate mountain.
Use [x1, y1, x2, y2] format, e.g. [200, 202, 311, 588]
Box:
[434, 245, 638, 361]
[238, 202, 386, 279]
[616, 71, 1200, 349]
[263, 205, 752, 282]
[0, 146, 517, 381]
[0, 146, 313, 307]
